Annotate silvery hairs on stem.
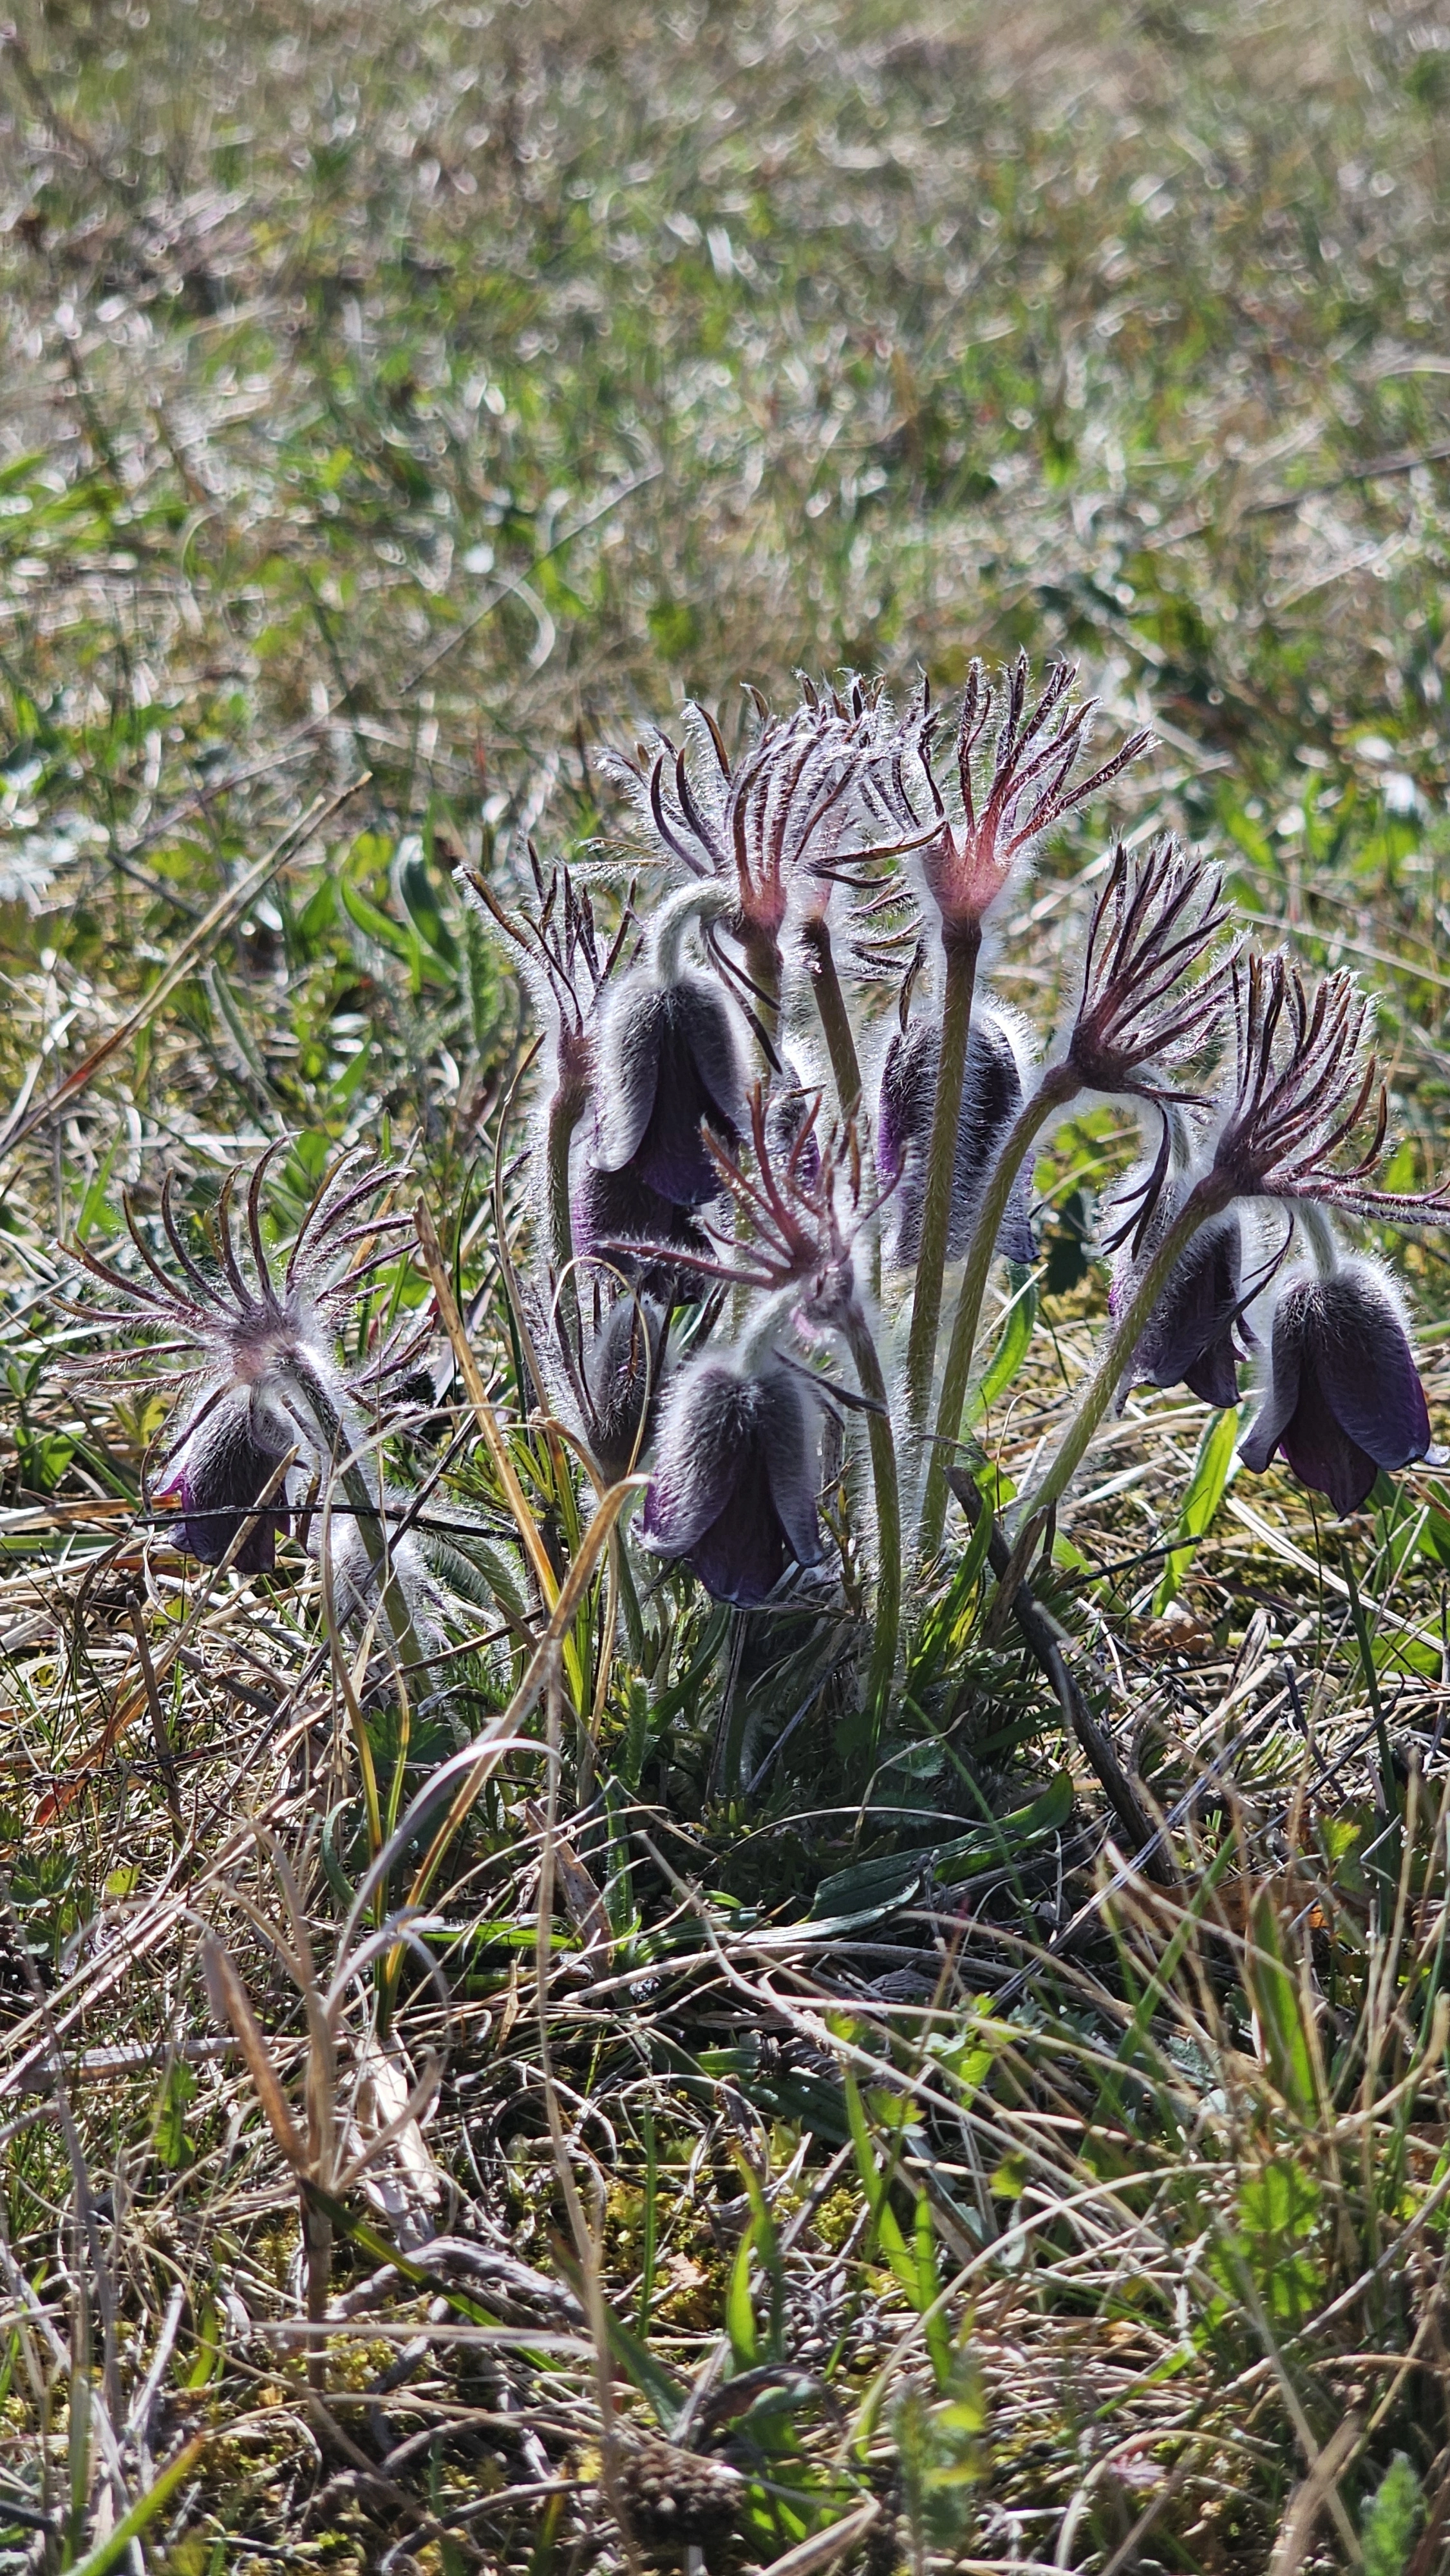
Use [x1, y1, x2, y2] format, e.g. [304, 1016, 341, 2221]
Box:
[67, 1149, 435, 1604]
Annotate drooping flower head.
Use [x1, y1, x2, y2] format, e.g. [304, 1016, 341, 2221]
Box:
[590, 882, 748, 1209]
[638, 1349, 828, 1607]
[584, 1292, 667, 1484]
[877, 1003, 1035, 1271]
[1111, 1177, 1254, 1411]
[862, 658, 1151, 945]
[68, 1151, 431, 1578]
[607, 1079, 882, 1338]
[1239, 1253, 1433, 1515]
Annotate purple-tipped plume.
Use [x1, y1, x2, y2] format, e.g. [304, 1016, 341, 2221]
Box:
[462, 851, 634, 1115]
[610, 687, 868, 946]
[1239, 1257, 1433, 1515]
[863, 659, 1151, 940]
[1064, 838, 1232, 1104]
[639, 1354, 825, 1607]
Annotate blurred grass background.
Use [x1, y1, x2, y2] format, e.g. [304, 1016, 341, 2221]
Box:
[3, 0, 1450, 1193]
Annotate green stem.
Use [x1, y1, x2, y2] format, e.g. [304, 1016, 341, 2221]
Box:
[742, 923, 783, 1063]
[801, 916, 862, 1117]
[903, 927, 980, 1447]
[918, 1062, 1080, 1562]
[843, 1300, 901, 1745]
[1017, 1176, 1227, 1534]
[547, 1085, 586, 1359]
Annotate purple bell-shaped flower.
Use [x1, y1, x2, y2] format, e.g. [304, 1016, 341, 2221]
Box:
[155, 1385, 294, 1574]
[639, 1352, 825, 1608]
[1116, 1204, 1248, 1410]
[877, 1009, 1033, 1271]
[1239, 1257, 1433, 1515]
[585, 1294, 666, 1482]
[573, 1159, 714, 1308]
[590, 888, 746, 1209]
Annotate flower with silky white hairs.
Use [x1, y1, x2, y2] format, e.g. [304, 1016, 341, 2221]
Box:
[639, 1350, 828, 1607]
[1239, 1254, 1434, 1515]
[1114, 1196, 1250, 1411]
[877, 1005, 1034, 1271]
[590, 884, 747, 1209]
[69, 1151, 433, 1593]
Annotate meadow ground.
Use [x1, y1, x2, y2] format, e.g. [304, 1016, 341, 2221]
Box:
[3, 2, 1450, 2568]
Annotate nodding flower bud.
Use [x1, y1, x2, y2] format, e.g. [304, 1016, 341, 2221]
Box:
[639, 1349, 825, 1607]
[585, 1294, 666, 1482]
[877, 1009, 1033, 1271]
[590, 886, 746, 1208]
[68, 1151, 433, 1586]
[155, 1385, 293, 1572]
[1113, 1197, 1248, 1411]
[573, 1161, 713, 1309]
[1239, 1255, 1433, 1515]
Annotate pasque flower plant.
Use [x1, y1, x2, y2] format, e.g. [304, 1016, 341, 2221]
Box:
[79, 657, 1449, 1803]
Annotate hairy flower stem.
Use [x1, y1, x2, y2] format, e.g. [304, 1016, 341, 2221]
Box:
[547, 1086, 586, 1358]
[1019, 1175, 1227, 1531]
[904, 925, 981, 1446]
[842, 1300, 901, 1741]
[742, 925, 783, 1061]
[800, 916, 863, 1117]
[918, 1061, 1080, 1560]
[289, 1360, 428, 1681]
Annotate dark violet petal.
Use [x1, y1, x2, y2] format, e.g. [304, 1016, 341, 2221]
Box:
[159, 1390, 290, 1573]
[1277, 1367, 1380, 1516]
[1239, 1280, 1309, 1475]
[1132, 1220, 1243, 1397]
[880, 1011, 1025, 1267]
[946, 1011, 1025, 1258]
[595, 979, 744, 1206]
[1182, 1332, 1242, 1412]
[593, 980, 667, 1175]
[574, 1160, 713, 1305]
[758, 1363, 825, 1570]
[1308, 1270, 1431, 1473]
[640, 1365, 755, 1555]
[684, 1473, 790, 1608]
[877, 1025, 935, 1193]
[670, 974, 745, 1136]
[587, 1296, 665, 1481]
[996, 1168, 1037, 1267]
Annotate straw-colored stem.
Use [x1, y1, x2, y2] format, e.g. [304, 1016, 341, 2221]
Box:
[903, 926, 980, 1445]
[843, 1300, 901, 1743]
[918, 1062, 1080, 1561]
[801, 915, 863, 1119]
[1019, 1177, 1225, 1531]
